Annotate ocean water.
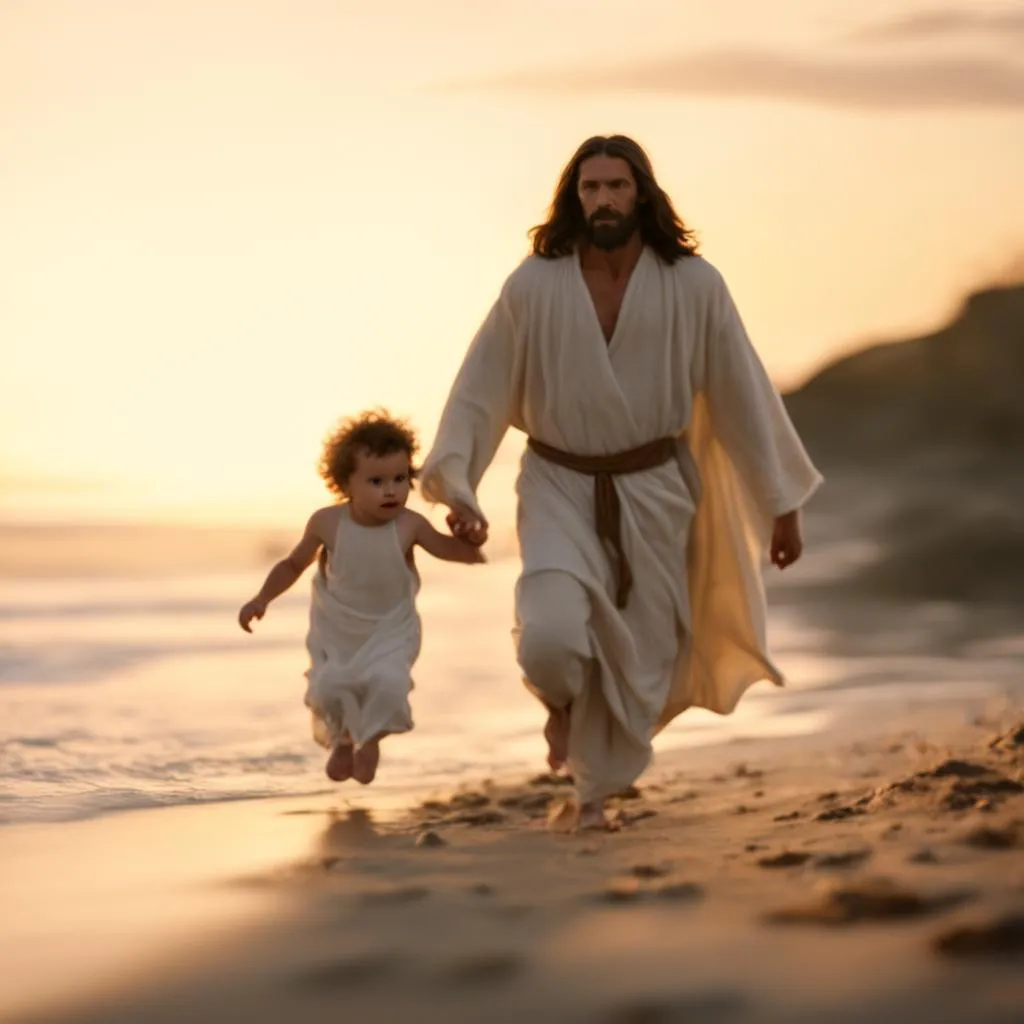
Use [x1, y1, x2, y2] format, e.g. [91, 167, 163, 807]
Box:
[2, 529, 1020, 826]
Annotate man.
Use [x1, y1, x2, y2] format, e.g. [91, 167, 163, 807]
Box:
[420, 135, 823, 830]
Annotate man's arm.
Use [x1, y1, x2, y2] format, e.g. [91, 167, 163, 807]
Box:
[700, 266, 822, 569]
[238, 510, 330, 631]
[412, 512, 486, 565]
[419, 278, 521, 538]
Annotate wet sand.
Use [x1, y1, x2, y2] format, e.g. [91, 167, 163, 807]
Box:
[4, 694, 1023, 1024]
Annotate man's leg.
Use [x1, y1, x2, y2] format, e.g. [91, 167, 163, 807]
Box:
[515, 571, 611, 826]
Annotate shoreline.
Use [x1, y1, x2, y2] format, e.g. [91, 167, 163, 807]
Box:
[4, 685, 1022, 1023]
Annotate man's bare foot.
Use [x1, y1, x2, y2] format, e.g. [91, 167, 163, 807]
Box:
[543, 706, 570, 771]
[578, 799, 609, 831]
[325, 743, 353, 782]
[352, 740, 380, 785]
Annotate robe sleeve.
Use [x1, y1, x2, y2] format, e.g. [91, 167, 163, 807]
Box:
[701, 269, 823, 519]
[419, 285, 519, 521]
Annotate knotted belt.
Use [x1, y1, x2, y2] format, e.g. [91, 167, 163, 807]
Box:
[526, 435, 678, 609]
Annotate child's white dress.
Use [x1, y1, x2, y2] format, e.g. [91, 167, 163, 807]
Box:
[303, 505, 421, 748]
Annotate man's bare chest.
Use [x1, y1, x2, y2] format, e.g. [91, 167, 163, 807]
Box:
[581, 271, 629, 344]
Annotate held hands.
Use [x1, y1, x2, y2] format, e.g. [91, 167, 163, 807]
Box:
[238, 598, 267, 633]
[446, 502, 489, 547]
[770, 510, 803, 570]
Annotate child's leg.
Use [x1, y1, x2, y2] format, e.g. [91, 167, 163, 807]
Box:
[352, 731, 390, 785]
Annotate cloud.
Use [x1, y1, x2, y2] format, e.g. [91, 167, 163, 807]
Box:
[455, 50, 1024, 110]
[850, 7, 1024, 44]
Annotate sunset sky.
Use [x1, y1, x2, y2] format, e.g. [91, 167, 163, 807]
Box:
[2, 0, 1022, 525]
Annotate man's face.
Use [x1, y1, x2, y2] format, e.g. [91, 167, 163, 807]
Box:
[576, 154, 640, 251]
[347, 449, 412, 524]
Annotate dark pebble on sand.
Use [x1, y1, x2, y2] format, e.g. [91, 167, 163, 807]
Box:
[774, 811, 801, 822]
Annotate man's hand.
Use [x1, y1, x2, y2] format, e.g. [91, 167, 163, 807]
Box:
[770, 509, 803, 570]
[238, 598, 267, 633]
[445, 502, 489, 546]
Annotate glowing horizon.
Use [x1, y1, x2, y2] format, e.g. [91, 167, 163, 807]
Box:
[3, 0, 1022, 525]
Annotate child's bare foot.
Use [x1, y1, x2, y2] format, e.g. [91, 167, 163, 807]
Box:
[352, 740, 380, 785]
[325, 742, 354, 782]
[543, 706, 570, 771]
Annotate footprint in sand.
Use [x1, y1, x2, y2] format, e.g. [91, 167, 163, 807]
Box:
[435, 953, 525, 988]
[813, 848, 873, 870]
[962, 824, 1020, 849]
[757, 850, 812, 868]
[358, 886, 431, 906]
[815, 805, 867, 822]
[444, 809, 506, 827]
[530, 771, 575, 787]
[989, 723, 1024, 752]
[415, 830, 447, 848]
[294, 953, 401, 990]
[773, 811, 801, 822]
[933, 913, 1024, 957]
[763, 877, 976, 926]
[603, 989, 745, 1023]
[597, 879, 645, 903]
[499, 792, 553, 812]
[668, 789, 700, 804]
[629, 864, 670, 879]
[657, 882, 704, 902]
[596, 877, 704, 904]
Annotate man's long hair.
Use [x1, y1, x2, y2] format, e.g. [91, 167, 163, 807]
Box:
[529, 135, 699, 264]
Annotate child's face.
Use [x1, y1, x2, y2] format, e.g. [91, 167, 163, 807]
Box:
[347, 448, 412, 523]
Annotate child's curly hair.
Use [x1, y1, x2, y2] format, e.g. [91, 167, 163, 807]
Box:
[318, 409, 420, 498]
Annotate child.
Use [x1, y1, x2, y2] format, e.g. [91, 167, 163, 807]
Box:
[238, 409, 485, 785]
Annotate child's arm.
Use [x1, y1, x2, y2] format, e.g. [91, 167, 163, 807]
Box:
[411, 512, 486, 565]
[238, 510, 330, 632]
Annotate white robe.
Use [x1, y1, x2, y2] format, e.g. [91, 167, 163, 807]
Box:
[420, 249, 822, 796]
[304, 507, 421, 748]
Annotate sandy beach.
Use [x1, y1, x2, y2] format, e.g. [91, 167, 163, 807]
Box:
[3, 688, 1021, 1024]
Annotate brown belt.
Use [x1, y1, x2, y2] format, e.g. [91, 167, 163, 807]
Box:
[526, 435, 677, 609]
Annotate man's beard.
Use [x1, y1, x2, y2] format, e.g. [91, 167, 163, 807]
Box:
[585, 208, 639, 251]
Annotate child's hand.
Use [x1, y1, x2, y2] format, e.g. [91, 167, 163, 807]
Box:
[238, 598, 267, 633]
[446, 503, 488, 546]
